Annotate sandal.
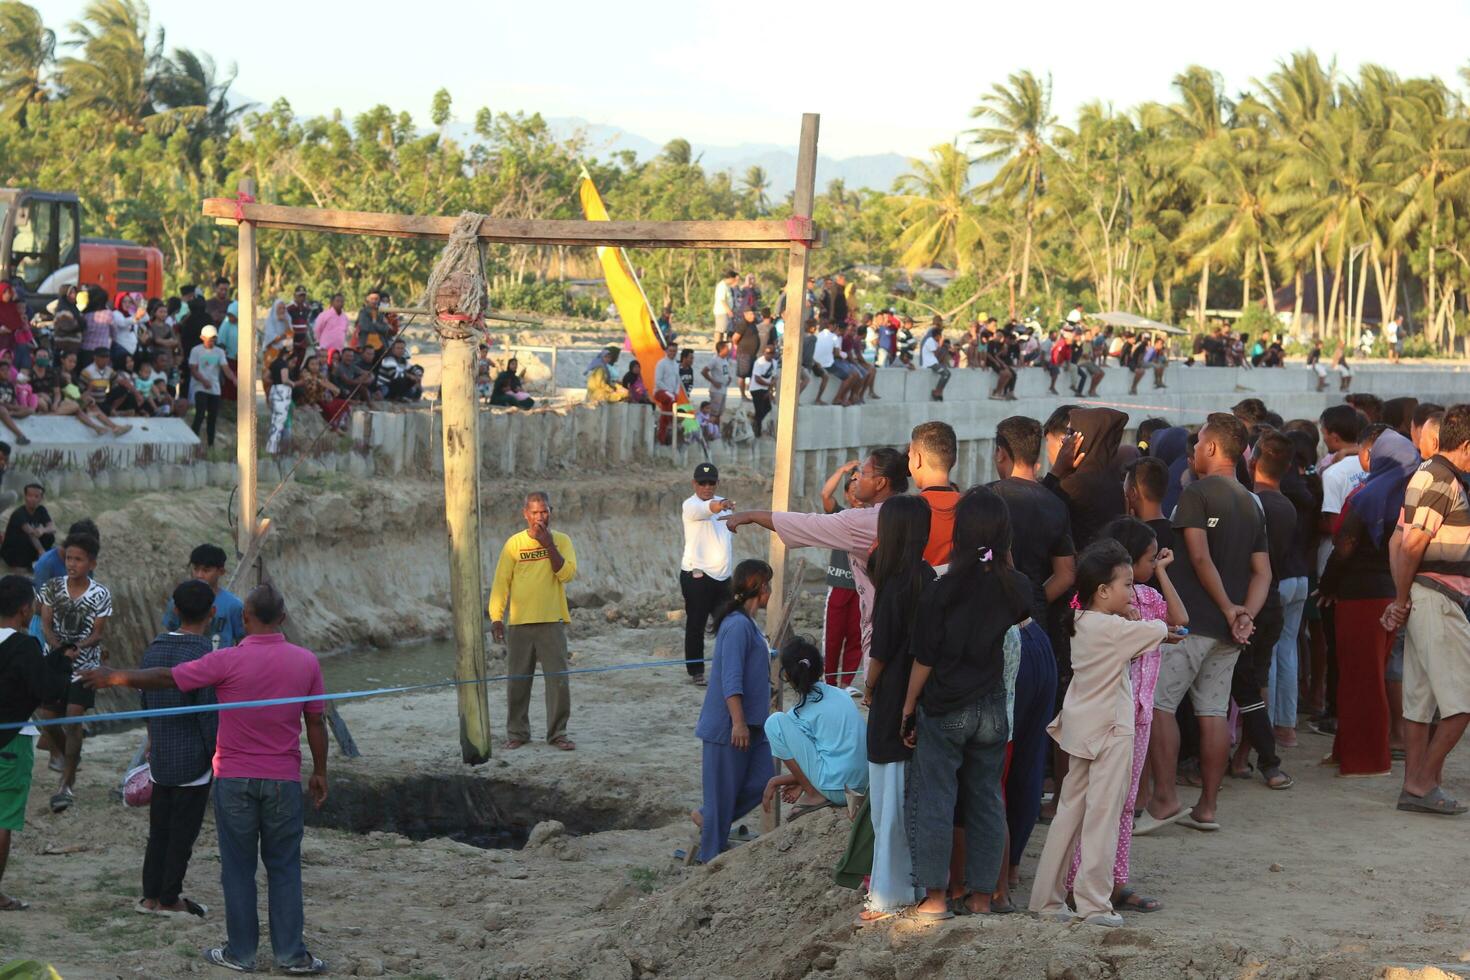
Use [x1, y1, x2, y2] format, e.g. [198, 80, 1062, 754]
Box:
[1262, 768, 1294, 790]
[504, 738, 528, 750]
[1397, 787, 1468, 815]
[857, 908, 899, 926]
[1115, 887, 1162, 913]
[549, 737, 576, 752]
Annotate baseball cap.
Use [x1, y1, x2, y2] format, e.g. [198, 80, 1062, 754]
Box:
[693, 463, 719, 483]
[201, 325, 218, 339]
[1066, 309, 1082, 324]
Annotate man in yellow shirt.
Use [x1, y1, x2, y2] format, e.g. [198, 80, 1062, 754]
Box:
[489, 492, 578, 751]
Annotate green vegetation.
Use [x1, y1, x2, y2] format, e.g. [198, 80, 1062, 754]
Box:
[5, 3, 1470, 347]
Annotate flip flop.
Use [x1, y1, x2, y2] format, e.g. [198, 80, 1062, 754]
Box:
[1177, 812, 1221, 832]
[1262, 768, 1295, 790]
[1115, 887, 1162, 913]
[1397, 787, 1468, 815]
[1132, 808, 1187, 836]
[856, 908, 899, 926]
[909, 906, 954, 922]
[989, 898, 1016, 914]
[549, 737, 576, 752]
[504, 739, 527, 750]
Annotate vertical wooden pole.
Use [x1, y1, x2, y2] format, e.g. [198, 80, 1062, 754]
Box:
[440, 328, 493, 764]
[235, 178, 259, 577]
[764, 113, 819, 831]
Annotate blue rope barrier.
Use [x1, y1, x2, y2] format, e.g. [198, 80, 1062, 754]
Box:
[1, 655, 717, 731]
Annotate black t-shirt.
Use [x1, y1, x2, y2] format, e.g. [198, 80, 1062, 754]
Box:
[912, 567, 1032, 715]
[678, 364, 695, 392]
[734, 321, 761, 358]
[1, 504, 52, 568]
[1258, 489, 1306, 582]
[1169, 475, 1269, 641]
[1146, 518, 1176, 558]
[1320, 508, 1395, 601]
[867, 564, 936, 764]
[990, 477, 1075, 618]
[0, 631, 71, 749]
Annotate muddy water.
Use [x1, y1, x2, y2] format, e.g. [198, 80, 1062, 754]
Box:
[317, 638, 460, 694]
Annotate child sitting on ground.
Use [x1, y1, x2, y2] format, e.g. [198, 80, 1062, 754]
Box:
[761, 636, 868, 818]
[695, 401, 720, 442]
[1030, 538, 1183, 928]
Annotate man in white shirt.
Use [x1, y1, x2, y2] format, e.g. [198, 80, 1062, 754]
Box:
[700, 340, 733, 424]
[1312, 404, 1368, 732]
[750, 344, 776, 437]
[653, 343, 681, 446]
[712, 270, 737, 342]
[919, 326, 950, 402]
[1385, 313, 1404, 363]
[814, 318, 858, 406]
[680, 463, 734, 686]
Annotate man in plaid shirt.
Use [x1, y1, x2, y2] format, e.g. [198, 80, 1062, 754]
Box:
[138, 580, 217, 916]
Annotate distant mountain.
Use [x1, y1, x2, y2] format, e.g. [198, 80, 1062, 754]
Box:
[439, 116, 914, 197]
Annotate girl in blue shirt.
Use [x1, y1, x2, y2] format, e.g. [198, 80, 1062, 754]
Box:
[691, 560, 774, 864]
[762, 637, 868, 817]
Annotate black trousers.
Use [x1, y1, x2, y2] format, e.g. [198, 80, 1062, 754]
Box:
[142, 782, 211, 905]
[751, 390, 772, 436]
[1232, 603, 1285, 771]
[192, 392, 221, 446]
[679, 571, 730, 678]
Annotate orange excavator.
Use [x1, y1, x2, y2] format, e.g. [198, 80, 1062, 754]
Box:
[0, 188, 163, 310]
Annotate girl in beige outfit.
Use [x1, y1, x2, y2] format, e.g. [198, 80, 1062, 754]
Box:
[1030, 539, 1182, 927]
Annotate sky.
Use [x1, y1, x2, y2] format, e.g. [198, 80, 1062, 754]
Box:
[31, 0, 1470, 160]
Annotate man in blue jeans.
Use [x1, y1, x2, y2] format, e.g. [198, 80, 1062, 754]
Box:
[85, 584, 328, 974]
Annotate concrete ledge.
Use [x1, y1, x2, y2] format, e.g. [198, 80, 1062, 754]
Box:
[8, 416, 201, 467]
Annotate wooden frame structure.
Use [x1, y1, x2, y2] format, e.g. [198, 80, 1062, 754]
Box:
[208, 113, 820, 767]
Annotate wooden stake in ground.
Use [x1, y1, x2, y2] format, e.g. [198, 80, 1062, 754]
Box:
[764, 113, 821, 831]
[235, 177, 260, 579]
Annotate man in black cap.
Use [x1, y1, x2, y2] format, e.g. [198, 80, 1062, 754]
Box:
[679, 463, 735, 686]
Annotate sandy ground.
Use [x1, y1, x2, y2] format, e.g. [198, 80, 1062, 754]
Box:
[4, 595, 1470, 978]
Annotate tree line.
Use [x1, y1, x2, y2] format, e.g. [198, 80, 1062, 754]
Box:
[4, 2, 1470, 349]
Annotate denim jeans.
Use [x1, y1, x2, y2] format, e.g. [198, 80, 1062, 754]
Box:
[906, 689, 1009, 892]
[1268, 576, 1310, 727]
[213, 777, 311, 970]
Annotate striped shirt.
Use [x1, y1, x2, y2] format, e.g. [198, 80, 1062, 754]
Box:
[39, 576, 113, 679]
[1399, 456, 1470, 599]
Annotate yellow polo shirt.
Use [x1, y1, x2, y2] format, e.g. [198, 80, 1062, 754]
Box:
[487, 530, 577, 626]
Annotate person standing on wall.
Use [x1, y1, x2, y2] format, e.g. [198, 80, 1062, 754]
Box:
[489, 492, 579, 752]
[680, 463, 734, 687]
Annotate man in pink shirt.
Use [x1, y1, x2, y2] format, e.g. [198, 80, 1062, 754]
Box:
[312, 292, 351, 362]
[722, 447, 909, 659]
[85, 584, 328, 975]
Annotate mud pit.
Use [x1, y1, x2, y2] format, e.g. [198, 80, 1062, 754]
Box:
[3, 467, 1470, 978]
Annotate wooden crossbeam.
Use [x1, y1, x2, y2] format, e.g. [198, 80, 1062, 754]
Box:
[203, 199, 820, 250]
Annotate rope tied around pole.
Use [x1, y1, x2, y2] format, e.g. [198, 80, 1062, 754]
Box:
[419, 211, 490, 342]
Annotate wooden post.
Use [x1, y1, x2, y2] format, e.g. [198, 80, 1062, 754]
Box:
[764, 113, 820, 831]
[235, 178, 260, 577]
[440, 329, 493, 764]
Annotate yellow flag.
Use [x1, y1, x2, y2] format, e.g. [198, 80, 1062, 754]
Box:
[577, 168, 684, 402]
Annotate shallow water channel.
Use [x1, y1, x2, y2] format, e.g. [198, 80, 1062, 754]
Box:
[317, 638, 461, 694]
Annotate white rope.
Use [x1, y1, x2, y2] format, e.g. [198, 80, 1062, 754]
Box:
[419, 211, 490, 341]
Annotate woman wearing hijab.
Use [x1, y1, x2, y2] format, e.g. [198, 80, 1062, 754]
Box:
[261, 300, 292, 384]
[177, 296, 212, 401]
[1319, 427, 1419, 776]
[1148, 427, 1190, 516]
[1045, 406, 1128, 550]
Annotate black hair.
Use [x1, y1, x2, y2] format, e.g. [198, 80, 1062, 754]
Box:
[710, 559, 772, 633]
[22, 482, 43, 495]
[1360, 422, 1391, 451]
[1231, 398, 1270, 427]
[62, 532, 99, 560]
[1263, 411, 1284, 431]
[1413, 402, 1445, 429]
[995, 415, 1042, 467]
[1320, 404, 1365, 443]
[868, 447, 910, 494]
[934, 486, 1026, 614]
[1136, 417, 1171, 452]
[779, 635, 825, 715]
[1345, 393, 1383, 420]
[0, 574, 34, 618]
[1067, 539, 1134, 636]
[67, 519, 99, 539]
[189, 543, 228, 569]
[1100, 516, 1157, 565]
[1286, 429, 1319, 473]
[0, 440, 9, 456]
[1043, 404, 1077, 437]
[1440, 404, 1470, 453]
[173, 580, 215, 626]
[1382, 397, 1417, 436]
[1125, 457, 1168, 503]
[1202, 412, 1248, 461]
[867, 494, 931, 616]
[214, 276, 231, 287]
[245, 583, 287, 625]
[166, 296, 182, 316]
[910, 421, 957, 472]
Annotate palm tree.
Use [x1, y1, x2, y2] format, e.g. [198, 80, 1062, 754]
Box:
[968, 69, 1055, 296]
[660, 138, 692, 166]
[892, 142, 984, 272]
[154, 47, 250, 139]
[0, 1, 55, 127]
[1181, 125, 1280, 315]
[57, 0, 165, 128]
[741, 165, 771, 214]
[1166, 66, 1232, 326]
